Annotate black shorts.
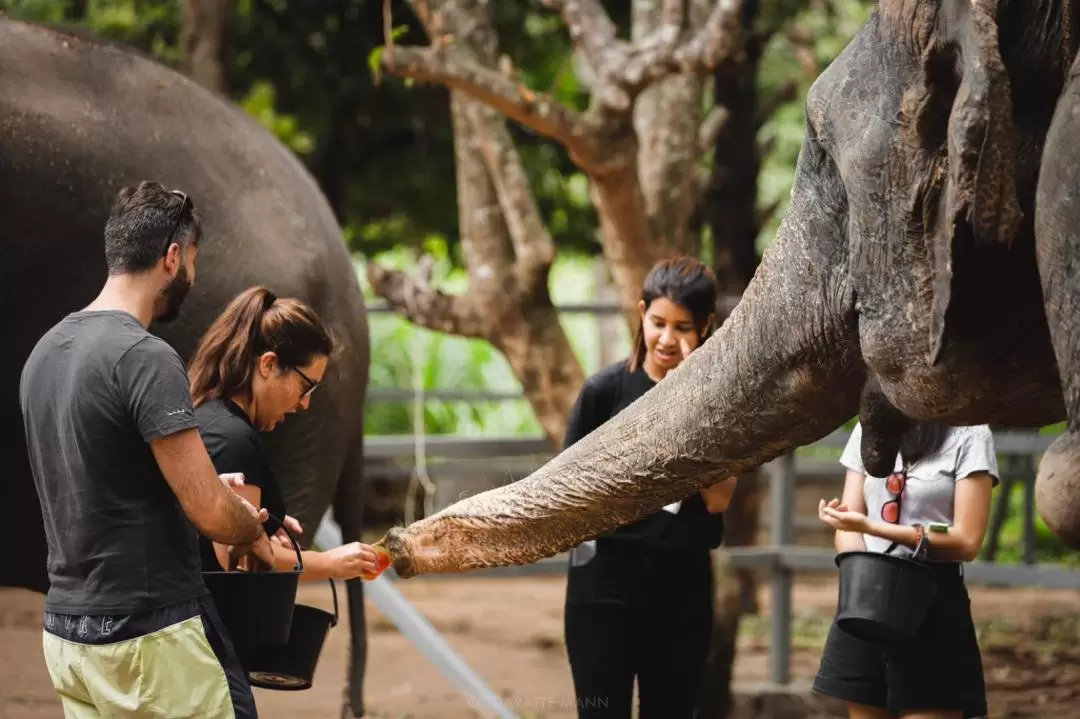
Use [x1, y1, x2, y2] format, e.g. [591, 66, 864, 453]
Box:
[812, 563, 987, 718]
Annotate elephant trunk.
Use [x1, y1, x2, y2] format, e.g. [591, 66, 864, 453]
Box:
[383, 132, 866, 577]
[1035, 56, 1080, 548]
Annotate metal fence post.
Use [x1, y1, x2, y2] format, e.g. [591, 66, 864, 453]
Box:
[767, 452, 796, 686]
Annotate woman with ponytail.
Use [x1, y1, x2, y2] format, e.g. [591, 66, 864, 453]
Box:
[189, 286, 382, 581]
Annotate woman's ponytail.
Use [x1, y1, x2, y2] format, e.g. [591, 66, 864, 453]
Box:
[189, 286, 273, 406]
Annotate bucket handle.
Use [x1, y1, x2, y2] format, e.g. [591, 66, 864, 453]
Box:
[327, 578, 339, 627]
[267, 514, 304, 573]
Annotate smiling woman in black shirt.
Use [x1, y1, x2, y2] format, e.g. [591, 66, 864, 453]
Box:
[563, 256, 737, 719]
[187, 286, 383, 581]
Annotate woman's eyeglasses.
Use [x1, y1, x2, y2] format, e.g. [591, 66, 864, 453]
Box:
[882, 470, 906, 524]
[293, 367, 319, 399]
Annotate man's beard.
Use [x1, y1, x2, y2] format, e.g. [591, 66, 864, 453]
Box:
[155, 263, 192, 324]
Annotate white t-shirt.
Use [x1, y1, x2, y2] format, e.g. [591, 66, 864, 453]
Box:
[839, 422, 1000, 557]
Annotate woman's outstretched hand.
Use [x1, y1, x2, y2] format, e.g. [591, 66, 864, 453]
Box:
[327, 542, 390, 580]
[818, 497, 870, 534]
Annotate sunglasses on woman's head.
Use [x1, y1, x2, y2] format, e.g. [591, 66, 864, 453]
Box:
[882, 470, 906, 524]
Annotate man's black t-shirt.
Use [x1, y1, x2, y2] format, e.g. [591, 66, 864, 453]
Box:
[194, 397, 287, 571]
[19, 310, 206, 615]
[563, 359, 724, 551]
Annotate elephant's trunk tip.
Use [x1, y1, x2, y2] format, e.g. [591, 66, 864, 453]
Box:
[383, 526, 416, 578]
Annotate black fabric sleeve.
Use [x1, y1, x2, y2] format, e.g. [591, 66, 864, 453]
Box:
[207, 430, 268, 491]
[562, 375, 615, 451]
[206, 427, 287, 536]
[113, 337, 198, 442]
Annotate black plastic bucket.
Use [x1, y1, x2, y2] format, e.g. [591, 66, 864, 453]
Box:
[202, 517, 303, 668]
[835, 550, 939, 645]
[248, 578, 340, 691]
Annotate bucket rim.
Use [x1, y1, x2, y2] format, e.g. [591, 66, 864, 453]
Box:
[834, 549, 939, 576]
[201, 514, 304, 575]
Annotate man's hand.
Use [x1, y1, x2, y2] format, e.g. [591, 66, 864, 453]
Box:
[233, 491, 269, 526]
[228, 530, 276, 572]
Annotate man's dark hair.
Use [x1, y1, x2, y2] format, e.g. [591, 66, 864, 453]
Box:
[103, 181, 202, 275]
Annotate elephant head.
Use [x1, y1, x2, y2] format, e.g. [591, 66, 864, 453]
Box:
[381, 0, 1080, 575]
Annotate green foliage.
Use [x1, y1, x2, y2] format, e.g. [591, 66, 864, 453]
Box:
[239, 80, 316, 155]
[755, 0, 876, 252]
[366, 24, 409, 85]
[987, 478, 1080, 566]
[357, 244, 628, 436]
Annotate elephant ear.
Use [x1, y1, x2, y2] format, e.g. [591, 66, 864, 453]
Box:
[930, 0, 1023, 364]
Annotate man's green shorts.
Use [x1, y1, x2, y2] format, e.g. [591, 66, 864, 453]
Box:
[41, 595, 257, 718]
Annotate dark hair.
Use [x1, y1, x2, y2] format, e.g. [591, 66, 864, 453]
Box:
[103, 181, 202, 275]
[628, 255, 719, 372]
[898, 421, 951, 467]
[189, 286, 335, 407]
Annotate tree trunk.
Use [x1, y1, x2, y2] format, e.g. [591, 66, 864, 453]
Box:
[368, 0, 584, 446]
[595, 257, 623, 367]
[181, 0, 231, 95]
[696, 1, 793, 713]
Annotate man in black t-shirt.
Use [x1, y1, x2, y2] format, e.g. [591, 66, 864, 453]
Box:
[19, 182, 274, 718]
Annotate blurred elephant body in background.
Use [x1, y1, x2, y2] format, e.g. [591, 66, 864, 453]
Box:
[0, 18, 373, 716]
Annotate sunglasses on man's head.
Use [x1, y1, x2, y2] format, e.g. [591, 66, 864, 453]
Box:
[162, 190, 190, 256]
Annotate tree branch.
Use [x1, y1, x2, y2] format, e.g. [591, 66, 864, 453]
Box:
[699, 104, 730, 152]
[380, 44, 598, 161]
[540, 0, 621, 81]
[545, 0, 743, 115]
[668, 0, 742, 73]
[463, 103, 557, 294]
[365, 261, 488, 338]
[662, 0, 685, 28]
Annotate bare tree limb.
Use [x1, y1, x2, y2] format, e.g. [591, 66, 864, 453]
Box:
[544, 0, 743, 114]
[661, 0, 685, 28]
[699, 104, 731, 152]
[463, 102, 557, 294]
[669, 0, 742, 72]
[540, 0, 621, 80]
[365, 261, 488, 338]
[181, 0, 231, 95]
[380, 45, 598, 161]
[788, 26, 819, 75]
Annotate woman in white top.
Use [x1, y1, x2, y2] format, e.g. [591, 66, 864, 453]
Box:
[812, 421, 999, 719]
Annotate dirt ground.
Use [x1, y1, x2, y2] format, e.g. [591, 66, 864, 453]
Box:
[2, 573, 1079, 719]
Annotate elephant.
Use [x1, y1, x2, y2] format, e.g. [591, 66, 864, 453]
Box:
[0, 18, 373, 716]
[379, 0, 1080, 577]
